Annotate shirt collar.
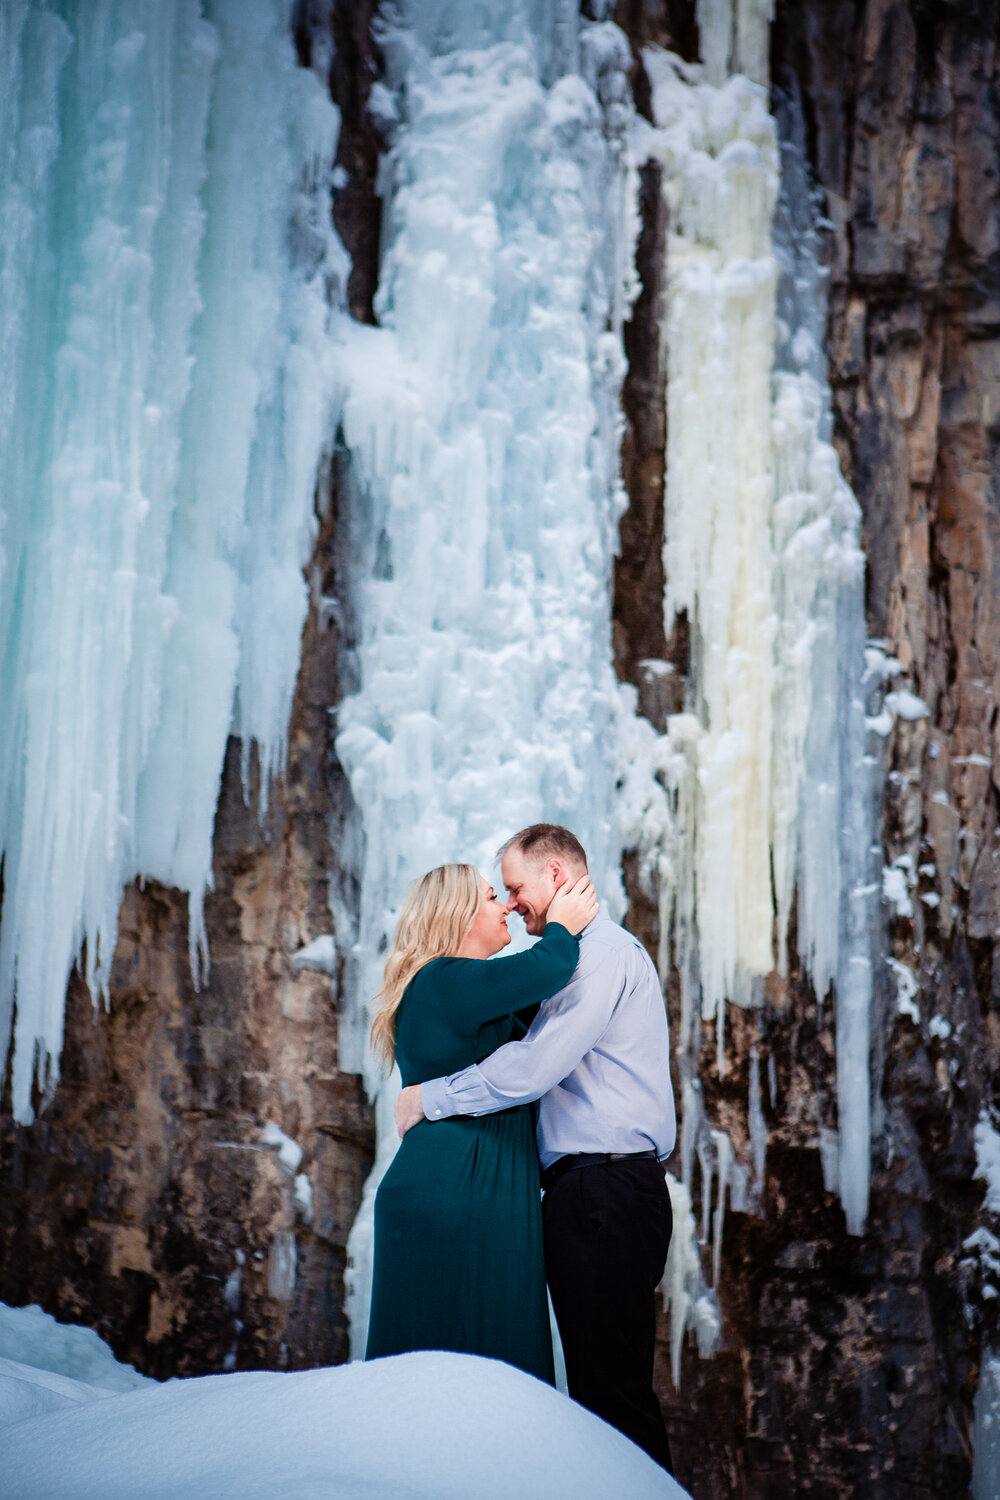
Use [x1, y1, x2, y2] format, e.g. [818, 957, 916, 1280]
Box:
[580, 904, 608, 937]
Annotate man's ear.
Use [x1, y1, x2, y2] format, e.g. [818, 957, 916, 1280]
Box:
[548, 858, 567, 889]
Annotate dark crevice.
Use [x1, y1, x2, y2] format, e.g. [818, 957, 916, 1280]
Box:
[329, 0, 384, 324]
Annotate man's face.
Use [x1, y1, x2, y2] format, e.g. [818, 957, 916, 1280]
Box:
[501, 849, 564, 937]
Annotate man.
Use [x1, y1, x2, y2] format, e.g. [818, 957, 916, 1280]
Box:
[395, 823, 676, 1472]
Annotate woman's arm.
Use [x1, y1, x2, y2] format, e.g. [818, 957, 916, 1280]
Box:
[429, 923, 580, 1034]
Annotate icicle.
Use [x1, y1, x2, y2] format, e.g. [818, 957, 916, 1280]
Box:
[642, 45, 781, 1032]
[710, 1129, 732, 1287]
[748, 1044, 767, 1206]
[661, 1172, 722, 1389]
[697, 1126, 716, 1244]
[623, 0, 877, 1237]
[679, 1069, 704, 1194]
[0, 0, 345, 1119]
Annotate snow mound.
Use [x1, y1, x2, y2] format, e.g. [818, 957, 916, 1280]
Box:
[0, 1356, 120, 1427]
[0, 1303, 153, 1393]
[2, 1348, 688, 1500]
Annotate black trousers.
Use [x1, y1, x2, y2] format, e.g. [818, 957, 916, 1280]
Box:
[542, 1156, 674, 1473]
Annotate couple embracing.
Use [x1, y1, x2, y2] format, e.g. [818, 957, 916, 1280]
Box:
[365, 824, 677, 1474]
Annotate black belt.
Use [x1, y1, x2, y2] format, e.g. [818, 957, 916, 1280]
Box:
[540, 1149, 658, 1191]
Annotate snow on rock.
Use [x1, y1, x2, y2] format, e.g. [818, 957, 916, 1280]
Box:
[260, 1121, 303, 1174]
[882, 861, 914, 919]
[864, 646, 902, 684]
[289, 933, 337, 974]
[887, 957, 920, 1023]
[975, 1115, 1000, 1215]
[1, 1348, 688, 1500]
[884, 688, 931, 721]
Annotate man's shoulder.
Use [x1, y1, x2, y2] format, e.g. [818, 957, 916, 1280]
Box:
[580, 912, 656, 973]
[579, 911, 641, 961]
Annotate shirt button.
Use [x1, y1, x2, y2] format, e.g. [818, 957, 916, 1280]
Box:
[434, 1109, 442, 1117]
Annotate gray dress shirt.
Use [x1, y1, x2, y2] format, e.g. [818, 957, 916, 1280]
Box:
[420, 909, 676, 1169]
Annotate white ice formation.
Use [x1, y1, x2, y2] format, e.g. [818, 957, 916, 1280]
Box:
[332, 3, 638, 1354]
[661, 1174, 722, 1389]
[622, 12, 881, 1245]
[1, 0, 888, 1390]
[0, 0, 345, 1119]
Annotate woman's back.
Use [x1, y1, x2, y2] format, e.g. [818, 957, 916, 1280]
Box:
[393, 956, 517, 1083]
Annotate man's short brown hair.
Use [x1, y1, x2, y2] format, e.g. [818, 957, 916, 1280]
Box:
[497, 823, 588, 871]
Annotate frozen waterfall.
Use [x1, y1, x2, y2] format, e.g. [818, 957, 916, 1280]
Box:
[623, 31, 880, 1244]
[335, 0, 880, 1360]
[0, 0, 344, 1120]
[1, 0, 886, 1374]
[333, 0, 638, 1357]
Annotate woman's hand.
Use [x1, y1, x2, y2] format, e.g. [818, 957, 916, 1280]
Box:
[546, 873, 598, 935]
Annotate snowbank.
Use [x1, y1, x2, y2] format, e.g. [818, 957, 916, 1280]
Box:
[0, 1304, 687, 1500]
[0, 1302, 154, 1394]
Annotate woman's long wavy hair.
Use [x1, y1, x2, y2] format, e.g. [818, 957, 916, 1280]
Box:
[370, 863, 482, 1070]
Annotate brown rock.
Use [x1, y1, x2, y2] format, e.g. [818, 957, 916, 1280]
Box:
[0, 467, 373, 1379]
[614, 1, 1000, 1494]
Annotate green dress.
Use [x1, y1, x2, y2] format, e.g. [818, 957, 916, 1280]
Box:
[365, 921, 580, 1383]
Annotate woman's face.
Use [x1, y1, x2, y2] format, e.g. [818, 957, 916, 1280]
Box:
[462, 875, 512, 958]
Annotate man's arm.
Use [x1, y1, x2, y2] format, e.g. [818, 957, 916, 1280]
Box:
[397, 945, 624, 1137]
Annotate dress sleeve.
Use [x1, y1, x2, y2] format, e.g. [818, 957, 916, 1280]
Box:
[427, 922, 579, 1035]
[421, 941, 624, 1121]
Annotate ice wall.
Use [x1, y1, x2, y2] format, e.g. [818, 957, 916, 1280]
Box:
[334, 3, 637, 1355]
[0, 0, 344, 1119]
[2, 0, 888, 1386]
[649, 54, 782, 1029]
[339, 0, 883, 1367]
[770, 88, 882, 1239]
[627, 27, 879, 1239]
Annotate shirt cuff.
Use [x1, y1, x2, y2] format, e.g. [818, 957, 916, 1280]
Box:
[420, 1076, 456, 1121]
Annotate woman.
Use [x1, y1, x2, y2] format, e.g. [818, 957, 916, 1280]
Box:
[365, 862, 597, 1382]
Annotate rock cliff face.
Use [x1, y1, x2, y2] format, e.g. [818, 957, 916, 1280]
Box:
[1, 1, 998, 1495]
[0, 483, 373, 1377]
[614, 2, 999, 1496]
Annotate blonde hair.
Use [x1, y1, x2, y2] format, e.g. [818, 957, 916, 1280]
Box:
[370, 863, 482, 1069]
